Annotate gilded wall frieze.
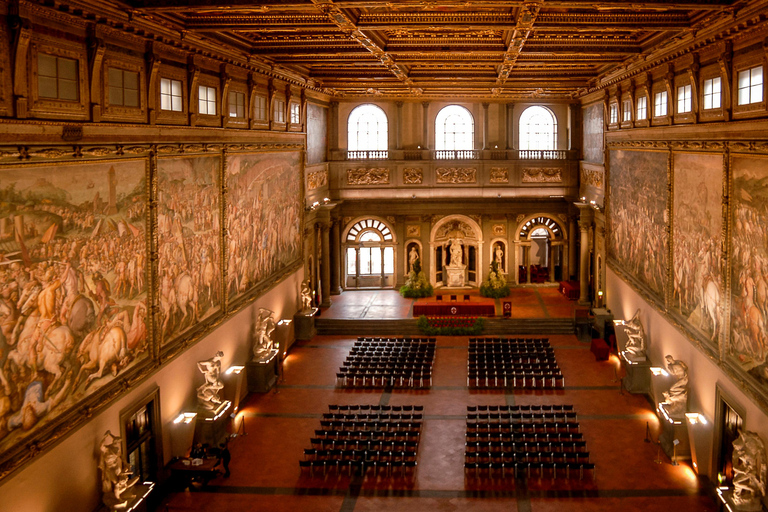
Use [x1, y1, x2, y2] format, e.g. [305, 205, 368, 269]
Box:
[435, 167, 476, 184]
[403, 168, 423, 184]
[307, 170, 328, 190]
[347, 168, 390, 185]
[522, 168, 562, 183]
[489, 167, 509, 183]
[581, 168, 604, 188]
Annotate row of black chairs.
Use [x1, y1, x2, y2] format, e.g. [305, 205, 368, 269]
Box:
[469, 337, 550, 343]
[466, 450, 590, 464]
[469, 338, 562, 390]
[315, 424, 422, 439]
[336, 370, 433, 388]
[466, 432, 584, 443]
[467, 371, 564, 389]
[464, 461, 595, 480]
[300, 458, 417, 476]
[329, 404, 424, 413]
[467, 411, 577, 423]
[322, 412, 423, 422]
[468, 404, 573, 412]
[358, 337, 436, 343]
[466, 440, 587, 453]
[304, 448, 418, 462]
[467, 422, 580, 435]
[340, 338, 435, 389]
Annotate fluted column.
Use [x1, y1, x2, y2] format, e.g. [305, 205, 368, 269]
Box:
[330, 218, 342, 294]
[576, 204, 594, 305]
[421, 101, 430, 150]
[320, 221, 332, 307]
[506, 103, 515, 150]
[482, 102, 489, 149]
[395, 101, 403, 150]
[567, 214, 577, 280]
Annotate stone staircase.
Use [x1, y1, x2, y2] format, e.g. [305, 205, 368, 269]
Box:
[315, 317, 575, 336]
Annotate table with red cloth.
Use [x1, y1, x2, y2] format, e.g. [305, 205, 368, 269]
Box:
[413, 302, 495, 317]
[559, 280, 580, 300]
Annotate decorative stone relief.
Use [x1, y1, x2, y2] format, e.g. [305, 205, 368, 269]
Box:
[307, 170, 328, 190]
[581, 168, 604, 188]
[522, 168, 562, 183]
[386, 216, 396, 224]
[516, 214, 525, 224]
[406, 225, 421, 237]
[490, 167, 509, 183]
[403, 168, 423, 184]
[492, 223, 506, 236]
[347, 167, 390, 185]
[343, 216, 352, 226]
[436, 167, 476, 184]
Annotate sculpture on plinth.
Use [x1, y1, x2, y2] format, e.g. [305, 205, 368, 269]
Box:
[623, 309, 647, 360]
[196, 351, 224, 410]
[252, 308, 276, 360]
[409, 246, 420, 273]
[300, 280, 313, 312]
[732, 431, 767, 509]
[661, 354, 688, 417]
[99, 430, 139, 510]
[445, 238, 466, 288]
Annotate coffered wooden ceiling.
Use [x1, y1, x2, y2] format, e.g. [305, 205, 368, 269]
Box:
[127, 0, 746, 99]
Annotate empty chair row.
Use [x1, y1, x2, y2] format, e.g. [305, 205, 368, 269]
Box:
[303, 448, 418, 462]
[466, 432, 584, 444]
[467, 421, 579, 434]
[468, 373, 564, 389]
[358, 337, 435, 342]
[322, 413, 423, 422]
[336, 370, 432, 388]
[468, 405, 573, 412]
[463, 461, 595, 480]
[299, 458, 418, 477]
[328, 404, 424, 413]
[469, 337, 550, 343]
[466, 450, 590, 464]
[465, 441, 588, 454]
[467, 411, 577, 423]
[314, 425, 422, 438]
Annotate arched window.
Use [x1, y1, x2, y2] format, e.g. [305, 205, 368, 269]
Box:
[435, 105, 474, 151]
[345, 218, 395, 288]
[348, 104, 388, 156]
[519, 106, 557, 150]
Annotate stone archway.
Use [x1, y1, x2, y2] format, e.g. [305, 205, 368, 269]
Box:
[514, 214, 568, 284]
[430, 215, 483, 288]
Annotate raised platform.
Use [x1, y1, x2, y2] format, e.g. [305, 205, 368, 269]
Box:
[413, 302, 495, 316]
[316, 317, 575, 335]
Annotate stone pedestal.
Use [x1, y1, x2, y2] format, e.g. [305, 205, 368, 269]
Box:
[620, 353, 651, 394]
[101, 482, 155, 512]
[446, 267, 466, 287]
[246, 349, 279, 393]
[194, 401, 232, 448]
[591, 307, 613, 340]
[717, 489, 765, 512]
[658, 403, 690, 461]
[294, 309, 318, 341]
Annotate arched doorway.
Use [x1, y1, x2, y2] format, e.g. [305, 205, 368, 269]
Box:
[343, 217, 396, 289]
[515, 215, 567, 284]
[430, 215, 483, 288]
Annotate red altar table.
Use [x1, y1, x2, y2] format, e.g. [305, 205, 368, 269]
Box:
[413, 303, 495, 317]
[559, 280, 580, 300]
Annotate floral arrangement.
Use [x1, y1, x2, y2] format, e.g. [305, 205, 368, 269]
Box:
[399, 257, 434, 298]
[417, 315, 485, 335]
[479, 260, 510, 298]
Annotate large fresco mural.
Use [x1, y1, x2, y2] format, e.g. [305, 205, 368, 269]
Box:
[731, 155, 768, 388]
[672, 153, 723, 342]
[582, 103, 604, 164]
[609, 150, 668, 299]
[157, 156, 222, 346]
[226, 152, 302, 307]
[0, 160, 148, 453]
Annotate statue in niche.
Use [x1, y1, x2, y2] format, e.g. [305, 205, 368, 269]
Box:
[494, 243, 504, 272]
[732, 431, 767, 509]
[661, 354, 688, 417]
[196, 351, 224, 410]
[300, 280, 313, 312]
[623, 309, 647, 359]
[99, 430, 139, 510]
[448, 238, 464, 268]
[253, 308, 276, 359]
[409, 246, 420, 273]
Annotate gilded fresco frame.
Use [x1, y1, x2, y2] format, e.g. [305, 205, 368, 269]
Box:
[0, 140, 304, 482]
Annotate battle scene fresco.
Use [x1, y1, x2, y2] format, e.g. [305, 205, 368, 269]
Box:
[609, 150, 669, 299]
[582, 103, 604, 164]
[0, 160, 148, 453]
[226, 152, 302, 306]
[731, 155, 768, 389]
[157, 156, 221, 346]
[672, 153, 723, 342]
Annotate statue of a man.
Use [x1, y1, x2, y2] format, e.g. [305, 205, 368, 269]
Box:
[300, 280, 313, 312]
[409, 246, 419, 273]
[662, 354, 688, 416]
[449, 239, 463, 267]
[196, 351, 224, 410]
[99, 430, 139, 509]
[623, 309, 646, 358]
[253, 308, 276, 359]
[732, 431, 767, 508]
[494, 244, 504, 271]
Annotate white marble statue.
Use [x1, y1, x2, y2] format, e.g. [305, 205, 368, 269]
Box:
[448, 238, 464, 268]
[196, 351, 224, 410]
[494, 244, 504, 271]
[300, 280, 313, 312]
[732, 431, 767, 509]
[99, 430, 139, 510]
[623, 309, 647, 359]
[253, 308, 276, 359]
[408, 246, 419, 273]
[662, 354, 688, 417]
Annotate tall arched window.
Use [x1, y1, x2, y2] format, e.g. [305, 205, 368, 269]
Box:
[519, 106, 557, 150]
[348, 104, 388, 157]
[435, 105, 474, 151]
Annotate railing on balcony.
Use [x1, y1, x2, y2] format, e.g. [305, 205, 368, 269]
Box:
[346, 150, 389, 160]
[434, 149, 480, 160]
[519, 149, 567, 160]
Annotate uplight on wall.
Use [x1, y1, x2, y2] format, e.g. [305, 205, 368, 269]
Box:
[685, 412, 708, 425]
[225, 365, 245, 375]
[650, 367, 669, 377]
[173, 412, 197, 424]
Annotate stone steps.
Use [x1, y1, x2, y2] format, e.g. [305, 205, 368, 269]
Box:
[315, 317, 575, 336]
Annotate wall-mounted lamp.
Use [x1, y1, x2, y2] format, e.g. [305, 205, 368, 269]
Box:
[205, 400, 232, 422]
[277, 319, 292, 326]
[323, 197, 330, 203]
[173, 412, 197, 424]
[659, 403, 682, 425]
[225, 365, 245, 376]
[613, 319, 625, 326]
[650, 367, 669, 377]
[685, 412, 708, 425]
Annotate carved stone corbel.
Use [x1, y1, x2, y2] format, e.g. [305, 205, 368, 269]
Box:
[688, 53, 700, 123]
[86, 25, 105, 122]
[145, 42, 161, 125]
[187, 55, 201, 126]
[220, 63, 231, 127]
[718, 41, 733, 121]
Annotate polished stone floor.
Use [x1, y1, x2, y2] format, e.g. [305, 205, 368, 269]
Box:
[161, 291, 716, 512]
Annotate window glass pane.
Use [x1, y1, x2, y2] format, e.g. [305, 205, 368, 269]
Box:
[752, 66, 763, 84]
[160, 93, 171, 110]
[171, 79, 182, 97]
[370, 248, 382, 274]
[199, 97, 207, 114]
[58, 57, 77, 80]
[359, 248, 371, 275]
[38, 76, 58, 98]
[739, 87, 750, 105]
[160, 78, 170, 95]
[347, 248, 356, 275]
[38, 54, 57, 77]
[436, 105, 473, 150]
[171, 95, 182, 112]
[108, 68, 123, 88]
[519, 106, 555, 150]
[360, 231, 381, 242]
[738, 69, 751, 89]
[124, 70, 138, 90]
[109, 86, 124, 105]
[59, 79, 78, 101]
[383, 247, 394, 274]
[124, 89, 139, 107]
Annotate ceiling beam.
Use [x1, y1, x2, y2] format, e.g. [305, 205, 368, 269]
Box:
[496, 0, 541, 89]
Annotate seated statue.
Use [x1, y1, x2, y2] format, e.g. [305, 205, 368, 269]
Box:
[196, 351, 224, 410]
[732, 431, 767, 508]
[300, 280, 313, 312]
[623, 309, 646, 359]
[661, 354, 688, 417]
[99, 430, 139, 509]
[253, 308, 276, 359]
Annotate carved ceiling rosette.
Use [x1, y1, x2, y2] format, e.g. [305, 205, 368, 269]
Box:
[522, 168, 562, 183]
[307, 170, 328, 190]
[347, 168, 390, 185]
[490, 167, 509, 183]
[403, 168, 423, 184]
[436, 167, 476, 184]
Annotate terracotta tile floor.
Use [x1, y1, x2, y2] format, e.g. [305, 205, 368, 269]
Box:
[161, 291, 716, 512]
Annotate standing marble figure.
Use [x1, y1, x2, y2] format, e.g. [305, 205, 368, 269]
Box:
[99, 430, 139, 509]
